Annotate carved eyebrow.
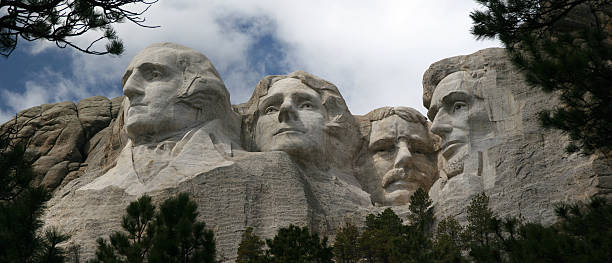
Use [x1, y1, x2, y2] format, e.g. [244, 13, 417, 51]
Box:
[369, 136, 395, 150]
[441, 91, 471, 106]
[291, 91, 320, 104]
[259, 94, 282, 110]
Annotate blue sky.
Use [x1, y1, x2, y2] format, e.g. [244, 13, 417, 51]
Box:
[0, 1, 499, 123]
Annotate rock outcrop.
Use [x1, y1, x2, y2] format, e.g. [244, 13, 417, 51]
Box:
[423, 47, 612, 224]
[2, 44, 610, 262]
[0, 96, 124, 190]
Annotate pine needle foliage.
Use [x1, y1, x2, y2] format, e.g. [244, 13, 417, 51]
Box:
[471, 0, 612, 154]
[332, 222, 360, 263]
[236, 227, 266, 263]
[91, 193, 216, 263]
[0, 123, 70, 263]
[0, 0, 160, 57]
[265, 225, 333, 263]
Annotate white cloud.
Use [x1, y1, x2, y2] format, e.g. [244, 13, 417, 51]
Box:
[0, 68, 101, 123]
[4, 0, 500, 123]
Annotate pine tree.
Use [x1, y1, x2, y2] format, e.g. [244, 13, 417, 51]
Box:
[471, 0, 612, 154]
[462, 193, 501, 262]
[147, 193, 216, 263]
[236, 227, 266, 263]
[332, 222, 361, 263]
[0, 0, 160, 57]
[92, 193, 216, 263]
[90, 195, 155, 263]
[432, 217, 466, 263]
[358, 208, 406, 263]
[0, 124, 70, 263]
[408, 188, 434, 236]
[265, 224, 333, 263]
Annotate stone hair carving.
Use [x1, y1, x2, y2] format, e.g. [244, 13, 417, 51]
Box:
[120, 42, 238, 145]
[358, 106, 439, 206]
[427, 70, 522, 180]
[80, 43, 240, 195]
[241, 71, 361, 170]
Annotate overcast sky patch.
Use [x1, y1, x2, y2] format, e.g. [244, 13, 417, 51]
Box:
[0, 0, 499, 123]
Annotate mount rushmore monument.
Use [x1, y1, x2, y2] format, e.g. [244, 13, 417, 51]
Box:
[1, 43, 610, 260]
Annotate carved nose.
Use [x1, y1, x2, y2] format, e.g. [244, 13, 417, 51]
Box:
[430, 113, 452, 138]
[123, 73, 145, 99]
[278, 101, 298, 123]
[394, 141, 413, 169]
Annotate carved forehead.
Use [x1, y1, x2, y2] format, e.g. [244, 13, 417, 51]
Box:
[428, 71, 473, 119]
[266, 78, 321, 98]
[123, 44, 221, 85]
[369, 115, 431, 148]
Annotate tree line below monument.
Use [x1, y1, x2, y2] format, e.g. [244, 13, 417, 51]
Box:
[2, 148, 610, 263]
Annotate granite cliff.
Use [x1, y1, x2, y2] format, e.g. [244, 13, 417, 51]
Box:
[1, 44, 609, 261]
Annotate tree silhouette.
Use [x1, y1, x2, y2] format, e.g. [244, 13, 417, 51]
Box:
[92, 193, 216, 263]
[236, 227, 266, 263]
[265, 224, 333, 263]
[0, 0, 160, 57]
[332, 222, 360, 263]
[471, 0, 612, 154]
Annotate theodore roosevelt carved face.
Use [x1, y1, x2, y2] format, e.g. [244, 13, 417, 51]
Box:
[366, 107, 437, 205]
[121, 43, 231, 145]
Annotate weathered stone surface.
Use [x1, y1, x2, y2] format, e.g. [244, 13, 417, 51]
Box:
[77, 96, 112, 138]
[0, 95, 123, 190]
[354, 107, 439, 206]
[423, 48, 611, 224]
[2, 44, 608, 262]
[42, 44, 373, 262]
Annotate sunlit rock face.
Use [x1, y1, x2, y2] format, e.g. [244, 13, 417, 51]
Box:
[81, 43, 241, 195]
[2, 44, 607, 262]
[239, 70, 373, 237]
[355, 107, 439, 206]
[423, 48, 611, 224]
[40, 45, 373, 262]
[40, 44, 313, 261]
[240, 71, 363, 173]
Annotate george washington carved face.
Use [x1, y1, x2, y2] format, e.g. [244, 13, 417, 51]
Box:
[122, 44, 231, 145]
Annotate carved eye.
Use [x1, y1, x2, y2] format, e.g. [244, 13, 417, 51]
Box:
[376, 146, 394, 154]
[452, 102, 467, 113]
[265, 106, 279, 114]
[144, 69, 164, 81]
[411, 148, 424, 154]
[300, 102, 313, 109]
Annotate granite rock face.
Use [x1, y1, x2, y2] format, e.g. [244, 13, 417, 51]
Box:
[423, 47, 611, 224]
[0, 96, 124, 190]
[2, 44, 610, 262]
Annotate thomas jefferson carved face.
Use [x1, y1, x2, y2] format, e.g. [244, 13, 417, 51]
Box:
[255, 78, 327, 157]
[428, 71, 489, 178]
[369, 114, 437, 205]
[122, 45, 229, 144]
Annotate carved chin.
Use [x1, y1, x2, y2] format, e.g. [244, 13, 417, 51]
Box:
[443, 145, 468, 179]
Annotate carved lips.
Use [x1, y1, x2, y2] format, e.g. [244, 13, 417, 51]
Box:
[441, 139, 466, 159]
[273, 127, 305, 136]
[381, 168, 408, 190]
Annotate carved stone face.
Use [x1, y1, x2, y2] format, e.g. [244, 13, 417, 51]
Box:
[369, 115, 436, 205]
[428, 71, 489, 178]
[122, 48, 228, 144]
[255, 78, 327, 157]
